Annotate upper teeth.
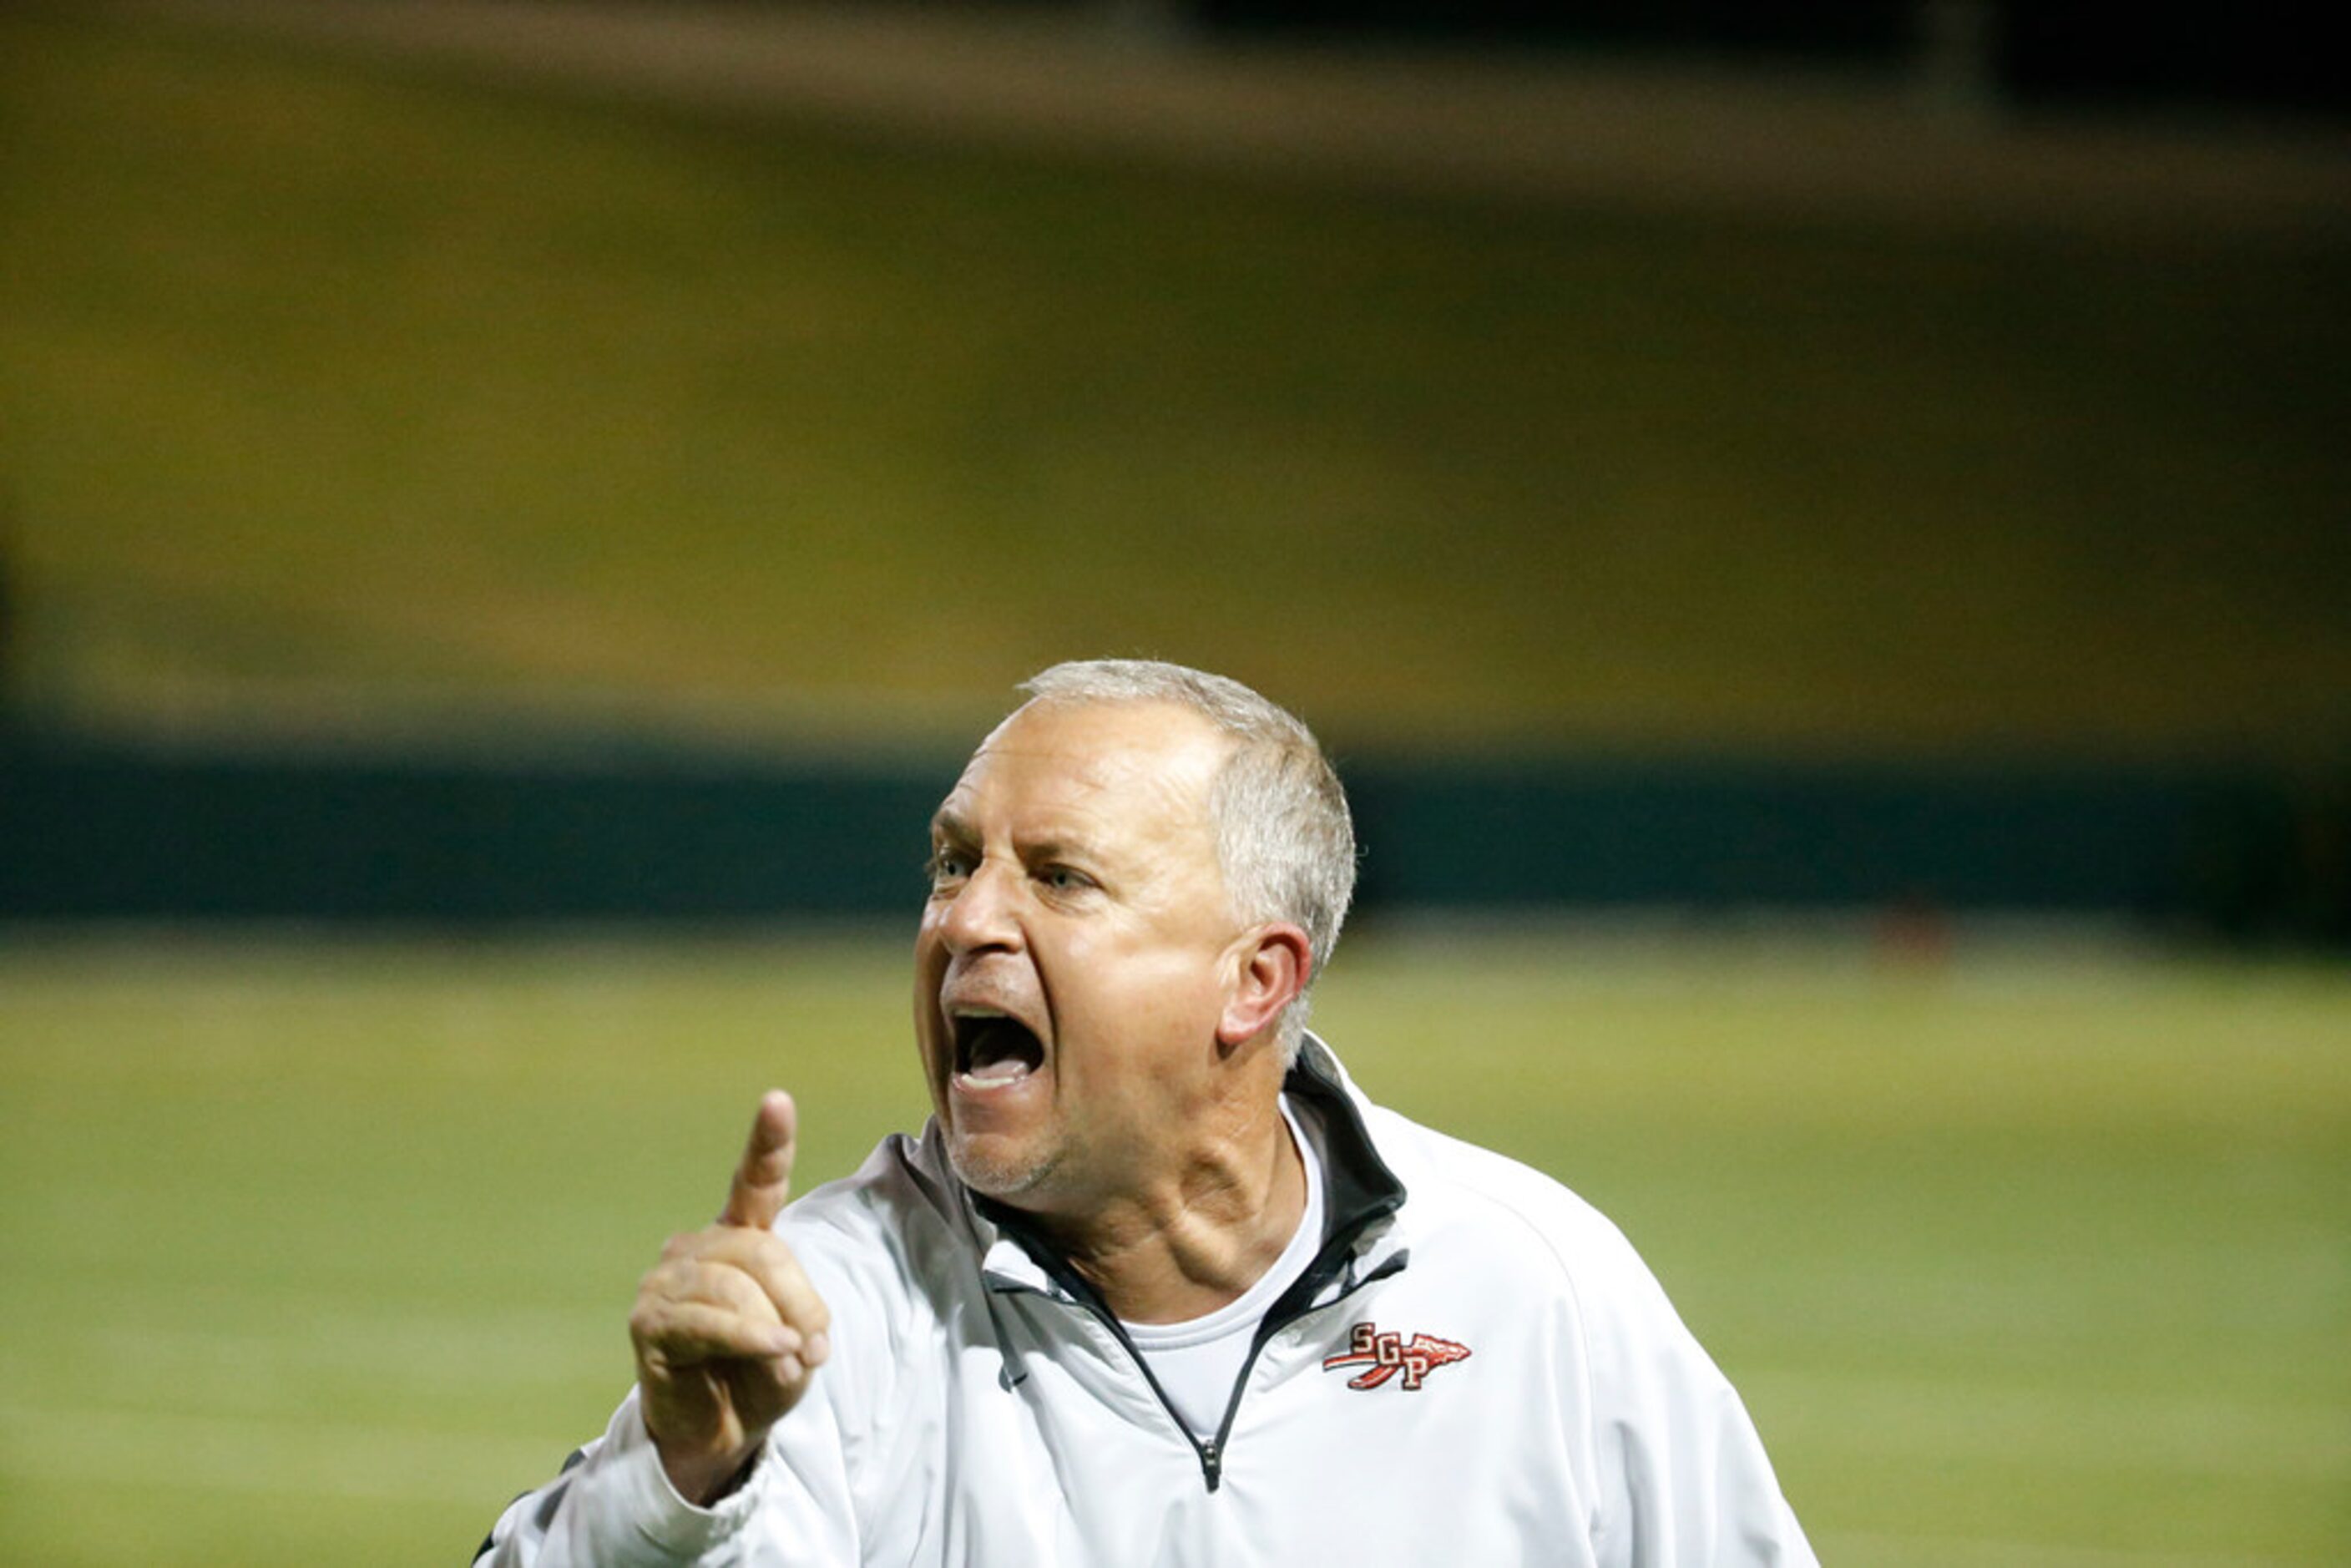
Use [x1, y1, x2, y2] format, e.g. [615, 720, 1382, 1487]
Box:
[950, 1005, 1007, 1020]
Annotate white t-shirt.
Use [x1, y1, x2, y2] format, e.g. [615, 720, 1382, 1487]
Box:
[1121, 1100, 1327, 1439]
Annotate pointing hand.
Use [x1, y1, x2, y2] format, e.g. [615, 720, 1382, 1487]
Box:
[629, 1091, 832, 1505]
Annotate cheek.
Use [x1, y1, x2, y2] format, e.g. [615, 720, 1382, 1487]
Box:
[1054, 943, 1226, 1058]
[910, 926, 950, 1060]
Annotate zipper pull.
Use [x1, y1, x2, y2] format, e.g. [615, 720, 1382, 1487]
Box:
[1200, 1438, 1223, 1492]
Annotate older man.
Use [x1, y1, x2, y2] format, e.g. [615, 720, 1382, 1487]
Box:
[478, 660, 1815, 1565]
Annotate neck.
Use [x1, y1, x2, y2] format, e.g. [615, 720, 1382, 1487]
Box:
[1039, 1096, 1307, 1325]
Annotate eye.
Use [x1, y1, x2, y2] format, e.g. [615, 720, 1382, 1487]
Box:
[926, 846, 974, 888]
[1039, 864, 1096, 894]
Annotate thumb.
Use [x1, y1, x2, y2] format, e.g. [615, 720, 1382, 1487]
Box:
[719, 1090, 797, 1230]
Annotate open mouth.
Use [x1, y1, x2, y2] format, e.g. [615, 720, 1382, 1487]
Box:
[950, 1007, 1046, 1086]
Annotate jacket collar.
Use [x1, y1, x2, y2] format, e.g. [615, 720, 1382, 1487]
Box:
[1283, 1031, 1408, 1259]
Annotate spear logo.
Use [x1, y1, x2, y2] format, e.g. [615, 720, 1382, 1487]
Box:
[1322, 1322, 1473, 1391]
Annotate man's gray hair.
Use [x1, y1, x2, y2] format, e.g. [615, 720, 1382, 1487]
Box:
[1016, 659, 1356, 1062]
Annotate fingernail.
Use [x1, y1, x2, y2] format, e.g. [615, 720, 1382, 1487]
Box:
[769, 1327, 799, 1356]
[805, 1332, 830, 1366]
[777, 1355, 805, 1383]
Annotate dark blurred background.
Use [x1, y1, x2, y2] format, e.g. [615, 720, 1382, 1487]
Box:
[2, 0, 2345, 943]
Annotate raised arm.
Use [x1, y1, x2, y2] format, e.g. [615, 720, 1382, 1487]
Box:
[475, 1093, 837, 1565]
[632, 1090, 833, 1502]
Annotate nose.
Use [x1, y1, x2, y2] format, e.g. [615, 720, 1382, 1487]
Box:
[935, 857, 1024, 957]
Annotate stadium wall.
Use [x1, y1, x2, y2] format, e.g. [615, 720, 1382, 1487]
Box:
[8, 718, 2335, 938]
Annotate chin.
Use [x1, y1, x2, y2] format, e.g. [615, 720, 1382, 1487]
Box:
[946, 1131, 1059, 1204]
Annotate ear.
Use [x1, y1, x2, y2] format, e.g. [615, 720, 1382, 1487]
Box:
[1216, 923, 1312, 1051]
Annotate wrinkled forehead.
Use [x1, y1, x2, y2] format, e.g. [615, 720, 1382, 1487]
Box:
[938, 699, 1231, 842]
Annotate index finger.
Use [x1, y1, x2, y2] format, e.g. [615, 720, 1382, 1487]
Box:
[720, 1090, 797, 1231]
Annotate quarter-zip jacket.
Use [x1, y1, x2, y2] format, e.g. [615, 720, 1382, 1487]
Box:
[478, 1038, 1816, 1565]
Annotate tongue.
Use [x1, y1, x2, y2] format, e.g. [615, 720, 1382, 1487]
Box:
[964, 1019, 1042, 1081]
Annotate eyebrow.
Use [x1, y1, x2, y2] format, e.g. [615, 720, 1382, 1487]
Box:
[927, 810, 1097, 868]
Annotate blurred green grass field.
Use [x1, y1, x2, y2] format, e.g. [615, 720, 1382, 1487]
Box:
[0, 933, 2343, 1565]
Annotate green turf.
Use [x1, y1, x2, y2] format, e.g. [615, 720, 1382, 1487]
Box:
[0, 933, 2342, 1564]
[3, 13, 2348, 753]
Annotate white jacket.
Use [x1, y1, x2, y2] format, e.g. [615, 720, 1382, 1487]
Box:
[478, 1039, 1816, 1565]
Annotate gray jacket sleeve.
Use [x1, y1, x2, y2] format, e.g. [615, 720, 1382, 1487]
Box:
[471, 1388, 769, 1566]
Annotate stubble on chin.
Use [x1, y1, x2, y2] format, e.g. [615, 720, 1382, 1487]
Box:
[945, 1130, 1060, 1204]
